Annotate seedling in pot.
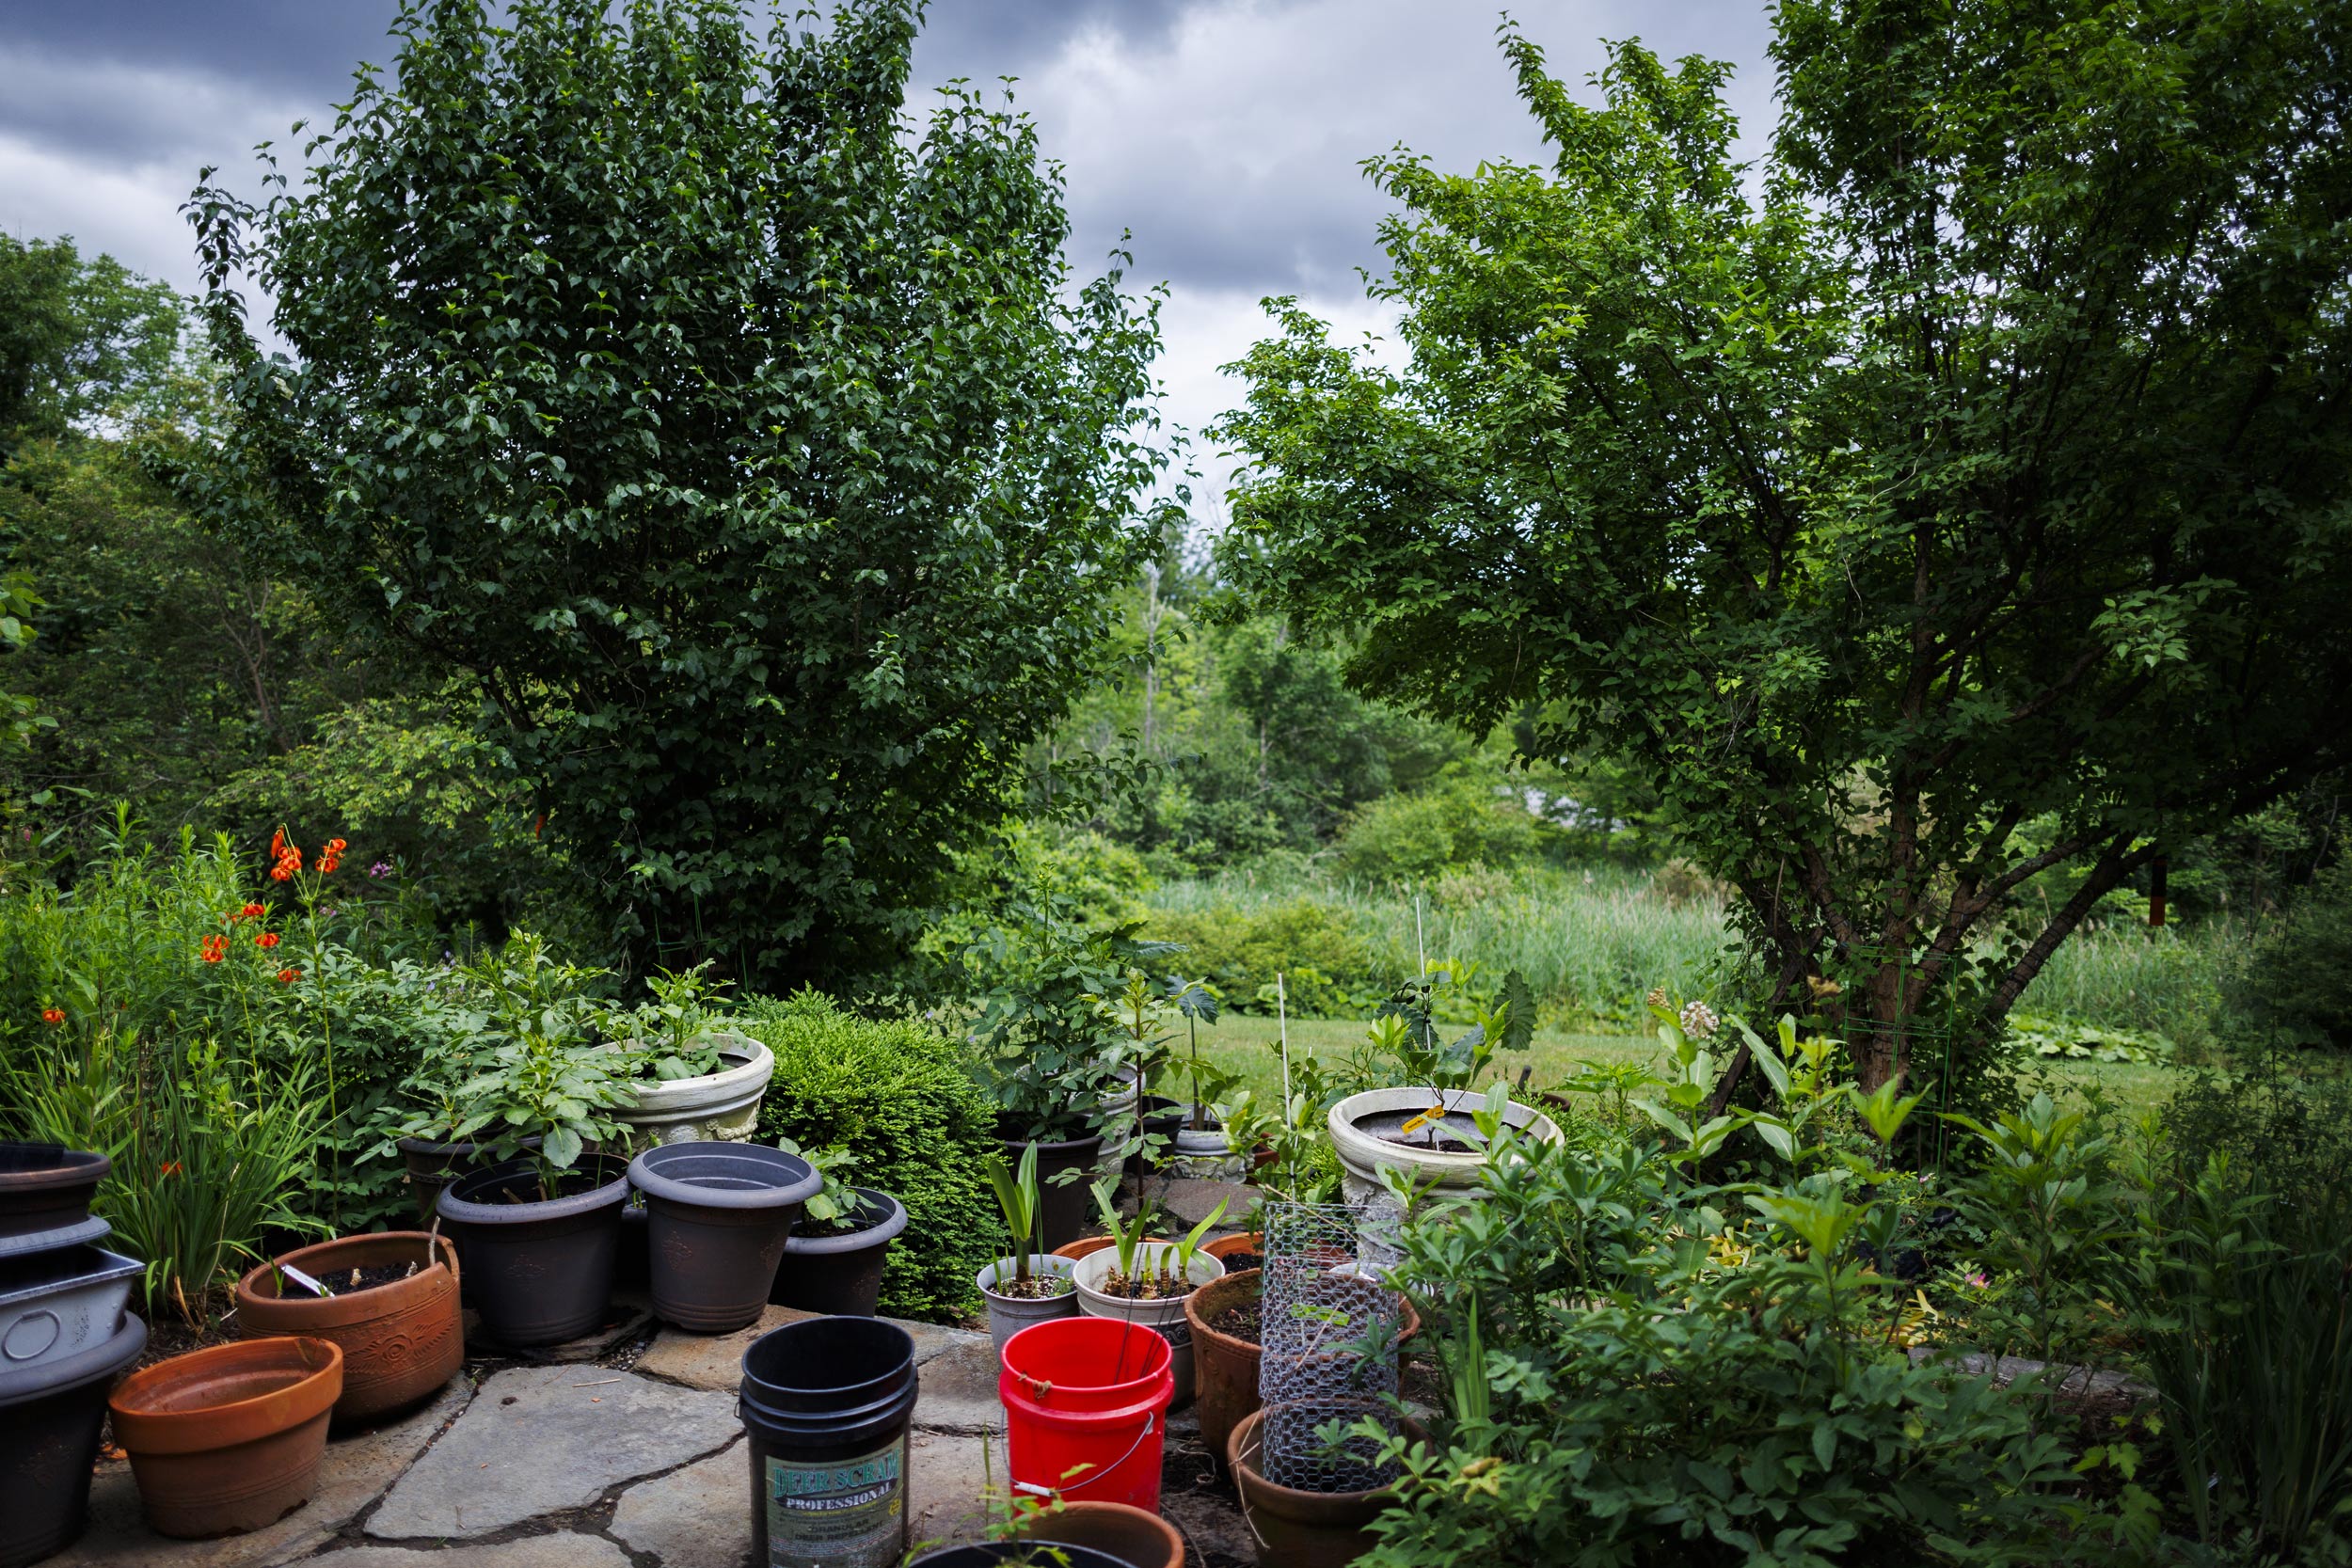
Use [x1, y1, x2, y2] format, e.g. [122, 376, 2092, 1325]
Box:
[1157, 1197, 1229, 1291]
[1165, 975, 1232, 1132]
[984, 1143, 1072, 1299]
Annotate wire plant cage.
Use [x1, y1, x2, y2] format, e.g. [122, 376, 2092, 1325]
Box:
[1255, 1201, 1412, 1494]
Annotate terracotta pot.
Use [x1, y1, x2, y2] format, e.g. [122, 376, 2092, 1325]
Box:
[0, 1142, 109, 1242]
[1228, 1402, 1424, 1568]
[1204, 1231, 1264, 1264]
[1185, 1267, 1263, 1466]
[234, 1232, 462, 1424]
[1010, 1499, 1185, 1568]
[109, 1337, 342, 1539]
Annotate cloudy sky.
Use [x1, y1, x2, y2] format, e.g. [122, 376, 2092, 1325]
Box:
[0, 0, 1775, 490]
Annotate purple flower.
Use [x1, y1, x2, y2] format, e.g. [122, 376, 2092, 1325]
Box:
[368, 861, 394, 879]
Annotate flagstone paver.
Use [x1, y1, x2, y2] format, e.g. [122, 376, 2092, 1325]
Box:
[310, 1538, 630, 1568]
[608, 1441, 750, 1567]
[366, 1367, 736, 1541]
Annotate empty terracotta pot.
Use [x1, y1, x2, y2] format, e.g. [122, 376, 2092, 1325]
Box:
[234, 1232, 461, 1424]
[109, 1337, 342, 1538]
[1009, 1499, 1185, 1568]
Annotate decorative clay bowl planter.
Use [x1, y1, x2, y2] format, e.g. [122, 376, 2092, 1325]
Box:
[1071, 1242, 1223, 1406]
[1228, 1402, 1426, 1568]
[233, 1232, 462, 1423]
[976, 1253, 1080, 1355]
[612, 1032, 775, 1148]
[1009, 1499, 1186, 1568]
[771, 1187, 909, 1318]
[0, 1311, 146, 1567]
[109, 1337, 343, 1540]
[436, 1156, 630, 1346]
[629, 1142, 818, 1332]
[0, 1143, 109, 1242]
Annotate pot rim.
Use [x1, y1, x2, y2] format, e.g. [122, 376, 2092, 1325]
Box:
[1071, 1242, 1222, 1314]
[109, 1337, 343, 1454]
[436, 1155, 632, 1226]
[1327, 1085, 1563, 1181]
[977, 1253, 1079, 1300]
[395, 1132, 542, 1159]
[627, 1141, 820, 1212]
[1008, 1498, 1186, 1568]
[0, 1143, 111, 1191]
[0, 1214, 109, 1259]
[993, 1123, 1106, 1157]
[779, 1187, 908, 1256]
[0, 1309, 147, 1407]
[1182, 1266, 1263, 1352]
[233, 1232, 460, 1325]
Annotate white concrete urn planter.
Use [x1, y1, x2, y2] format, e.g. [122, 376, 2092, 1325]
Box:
[1072, 1242, 1224, 1405]
[612, 1030, 776, 1148]
[1170, 1121, 1248, 1181]
[1327, 1086, 1564, 1267]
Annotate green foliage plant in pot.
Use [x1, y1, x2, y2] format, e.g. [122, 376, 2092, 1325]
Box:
[1166, 977, 1248, 1177]
[604, 963, 777, 1149]
[428, 1017, 637, 1347]
[1070, 1184, 1227, 1404]
[771, 1140, 909, 1319]
[977, 1142, 1078, 1354]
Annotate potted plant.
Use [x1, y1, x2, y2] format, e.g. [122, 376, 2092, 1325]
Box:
[605, 962, 777, 1148]
[629, 1141, 819, 1332]
[977, 1143, 1079, 1354]
[109, 1337, 344, 1539]
[1006, 1498, 1184, 1568]
[233, 1231, 462, 1423]
[1163, 977, 1248, 1177]
[1227, 1402, 1426, 1568]
[770, 1141, 909, 1318]
[1327, 973, 1560, 1229]
[967, 903, 1175, 1249]
[1185, 1266, 1420, 1475]
[427, 1015, 639, 1347]
[1070, 1184, 1228, 1403]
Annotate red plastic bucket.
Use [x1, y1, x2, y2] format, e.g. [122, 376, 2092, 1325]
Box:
[998, 1316, 1174, 1511]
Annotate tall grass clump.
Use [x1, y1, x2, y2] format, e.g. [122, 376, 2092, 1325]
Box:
[2013, 920, 2233, 1039]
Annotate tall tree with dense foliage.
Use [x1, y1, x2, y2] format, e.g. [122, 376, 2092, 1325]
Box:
[1218, 1, 2352, 1098]
[184, 0, 1171, 982]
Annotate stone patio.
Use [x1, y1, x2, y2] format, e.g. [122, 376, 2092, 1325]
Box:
[59, 1175, 1263, 1568]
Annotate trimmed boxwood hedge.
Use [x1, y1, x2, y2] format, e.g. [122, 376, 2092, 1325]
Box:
[741, 990, 997, 1323]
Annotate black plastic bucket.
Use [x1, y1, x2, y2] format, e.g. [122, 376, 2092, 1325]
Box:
[739, 1315, 919, 1568]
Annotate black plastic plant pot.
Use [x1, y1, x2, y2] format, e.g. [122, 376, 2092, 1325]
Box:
[0, 1309, 147, 1568]
[907, 1545, 1135, 1567]
[436, 1155, 629, 1347]
[996, 1125, 1104, 1253]
[629, 1142, 820, 1334]
[0, 1143, 110, 1243]
[770, 1189, 909, 1318]
[396, 1134, 542, 1227]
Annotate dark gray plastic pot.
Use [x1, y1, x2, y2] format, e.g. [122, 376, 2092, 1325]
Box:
[0, 1244, 141, 1370]
[0, 1143, 109, 1243]
[771, 1189, 909, 1318]
[995, 1124, 1104, 1252]
[396, 1134, 541, 1226]
[628, 1142, 819, 1333]
[0, 1309, 147, 1568]
[436, 1156, 629, 1347]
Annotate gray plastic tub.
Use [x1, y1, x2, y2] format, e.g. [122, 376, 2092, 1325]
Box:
[0, 1244, 142, 1370]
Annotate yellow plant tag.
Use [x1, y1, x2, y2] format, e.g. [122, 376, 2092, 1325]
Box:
[1398, 1105, 1449, 1135]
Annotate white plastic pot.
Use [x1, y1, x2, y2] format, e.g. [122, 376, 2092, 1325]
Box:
[612, 1032, 776, 1148]
[1071, 1242, 1224, 1406]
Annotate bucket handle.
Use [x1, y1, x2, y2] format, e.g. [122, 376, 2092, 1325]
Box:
[1009, 1411, 1157, 1497]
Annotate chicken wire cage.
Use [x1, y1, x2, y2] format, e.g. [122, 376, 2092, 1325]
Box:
[1255, 1201, 1413, 1493]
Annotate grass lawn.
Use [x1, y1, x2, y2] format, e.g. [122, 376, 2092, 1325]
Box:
[1161, 1011, 2185, 1124]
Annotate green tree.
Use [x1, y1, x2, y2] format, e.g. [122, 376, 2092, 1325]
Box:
[0, 234, 185, 451]
[184, 0, 1171, 983]
[1217, 4, 2352, 1098]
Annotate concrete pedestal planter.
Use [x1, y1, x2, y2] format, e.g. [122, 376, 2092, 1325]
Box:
[1171, 1120, 1249, 1180]
[435, 1156, 630, 1346]
[1228, 1402, 1425, 1568]
[977, 1253, 1079, 1355]
[1327, 1085, 1563, 1261]
[232, 1231, 462, 1423]
[109, 1337, 343, 1540]
[629, 1142, 818, 1332]
[1072, 1242, 1224, 1406]
[771, 1188, 908, 1318]
[0, 1310, 145, 1567]
[612, 1032, 774, 1148]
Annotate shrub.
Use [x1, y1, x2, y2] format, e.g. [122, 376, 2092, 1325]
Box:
[2231, 860, 2352, 1049]
[744, 990, 999, 1322]
[1331, 771, 1551, 883]
[1147, 897, 1386, 1016]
